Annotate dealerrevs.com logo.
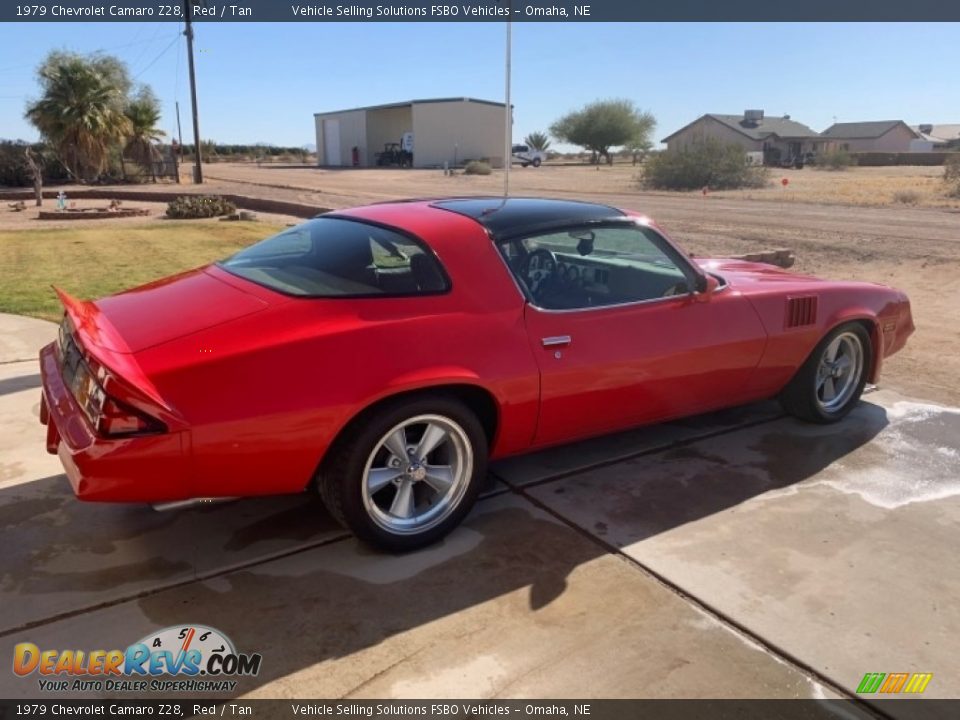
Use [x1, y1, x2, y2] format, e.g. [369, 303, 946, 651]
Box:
[13, 625, 262, 693]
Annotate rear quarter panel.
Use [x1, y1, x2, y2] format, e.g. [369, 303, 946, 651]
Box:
[132, 208, 540, 498]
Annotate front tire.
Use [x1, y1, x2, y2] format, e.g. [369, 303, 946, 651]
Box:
[779, 322, 872, 423]
[318, 396, 488, 552]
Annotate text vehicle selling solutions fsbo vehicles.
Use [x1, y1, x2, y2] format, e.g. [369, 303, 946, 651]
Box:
[39, 198, 914, 550]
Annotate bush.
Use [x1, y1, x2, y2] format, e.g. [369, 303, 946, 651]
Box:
[892, 189, 922, 205]
[463, 160, 492, 176]
[814, 148, 857, 171]
[641, 139, 768, 191]
[165, 195, 236, 219]
[944, 155, 960, 197]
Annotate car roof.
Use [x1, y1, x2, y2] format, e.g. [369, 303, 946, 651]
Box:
[429, 197, 626, 240]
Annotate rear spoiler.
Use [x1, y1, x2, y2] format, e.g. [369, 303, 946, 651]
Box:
[54, 287, 175, 414]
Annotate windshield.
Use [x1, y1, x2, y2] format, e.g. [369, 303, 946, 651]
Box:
[218, 217, 449, 297]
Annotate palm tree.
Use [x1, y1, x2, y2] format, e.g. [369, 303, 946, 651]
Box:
[124, 88, 166, 181]
[25, 56, 130, 182]
[524, 131, 552, 153]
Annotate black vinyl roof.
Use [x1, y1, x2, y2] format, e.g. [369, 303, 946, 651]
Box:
[431, 197, 625, 240]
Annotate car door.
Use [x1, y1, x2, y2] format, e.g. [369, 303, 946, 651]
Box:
[505, 223, 768, 446]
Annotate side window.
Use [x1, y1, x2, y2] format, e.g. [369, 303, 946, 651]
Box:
[501, 225, 691, 310]
[219, 217, 448, 297]
[242, 226, 312, 258]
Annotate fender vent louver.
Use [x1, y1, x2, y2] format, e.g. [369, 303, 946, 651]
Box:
[785, 296, 818, 328]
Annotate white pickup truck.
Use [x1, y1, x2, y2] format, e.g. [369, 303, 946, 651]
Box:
[511, 144, 545, 168]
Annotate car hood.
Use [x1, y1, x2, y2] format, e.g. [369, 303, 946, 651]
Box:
[694, 257, 822, 285]
[92, 267, 271, 353]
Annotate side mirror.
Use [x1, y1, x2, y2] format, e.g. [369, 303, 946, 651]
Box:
[694, 274, 720, 302]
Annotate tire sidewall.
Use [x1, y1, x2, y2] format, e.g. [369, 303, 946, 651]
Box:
[332, 396, 488, 552]
[804, 322, 873, 422]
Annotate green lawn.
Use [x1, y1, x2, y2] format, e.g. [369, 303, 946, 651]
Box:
[0, 220, 285, 321]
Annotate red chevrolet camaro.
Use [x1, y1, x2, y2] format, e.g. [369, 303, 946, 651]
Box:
[39, 198, 914, 550]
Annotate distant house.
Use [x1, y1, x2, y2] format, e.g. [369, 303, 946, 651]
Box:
[819, 121, 921, 153]
[910, 124, 960, 151]
[661, 110, 821, 165]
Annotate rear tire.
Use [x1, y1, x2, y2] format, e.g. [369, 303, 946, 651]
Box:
[779, 322, 872, 424]
[318, 395, 487, 552]
[532, 157, 542, 168]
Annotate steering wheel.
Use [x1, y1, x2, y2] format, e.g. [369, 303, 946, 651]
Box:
[520, 248, 558, 296]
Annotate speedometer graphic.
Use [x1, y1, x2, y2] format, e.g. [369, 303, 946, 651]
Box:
[136, 625, 235, 660]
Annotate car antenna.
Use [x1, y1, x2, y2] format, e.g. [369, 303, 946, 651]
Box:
[502, 18, 512, 201]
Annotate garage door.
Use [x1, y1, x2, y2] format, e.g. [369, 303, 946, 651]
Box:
[323, 119, 341, 166]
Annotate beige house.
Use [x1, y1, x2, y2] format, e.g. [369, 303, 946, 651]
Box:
[314, 97, 508, 169]
[819, 121, 921, 153]
[662, 110, 821, 165]
[910, 124, 960, 151]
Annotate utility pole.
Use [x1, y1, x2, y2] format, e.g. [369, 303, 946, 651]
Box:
[174, 100, 184, 183]
[183, 2, 203, 183]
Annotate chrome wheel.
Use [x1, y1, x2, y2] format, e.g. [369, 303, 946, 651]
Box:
[360, 414, 473, 535]
[815, 331, 863, 413]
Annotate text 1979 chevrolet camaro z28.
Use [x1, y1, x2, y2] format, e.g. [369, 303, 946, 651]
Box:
[39, 198, 914, 550]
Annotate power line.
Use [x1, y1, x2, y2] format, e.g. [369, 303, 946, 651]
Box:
[132, 33, 181, 81]
[128, 23, 167, 70]
[0, 34, 175, 75]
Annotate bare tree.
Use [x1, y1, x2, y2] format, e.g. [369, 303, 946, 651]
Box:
[23, 147, 42, 206]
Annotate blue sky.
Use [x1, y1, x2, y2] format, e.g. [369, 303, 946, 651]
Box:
[1, 22, 957, 149]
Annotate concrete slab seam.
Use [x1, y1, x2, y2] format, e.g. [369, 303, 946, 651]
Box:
[0, 530, 353, 639]
[509, 485, 894, 718]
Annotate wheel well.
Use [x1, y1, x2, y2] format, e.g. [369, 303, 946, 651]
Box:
[315, 384, 500, 483]
[854, 318, 881, 381]
[780, 317, 880, 398]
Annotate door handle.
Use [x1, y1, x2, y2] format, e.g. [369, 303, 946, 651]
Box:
[541, 335, 572, 348]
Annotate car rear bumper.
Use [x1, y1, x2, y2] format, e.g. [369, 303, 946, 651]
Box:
[39, 342, 190, 502]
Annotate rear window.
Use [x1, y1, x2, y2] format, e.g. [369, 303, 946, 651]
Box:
[218, 217, 449, 297]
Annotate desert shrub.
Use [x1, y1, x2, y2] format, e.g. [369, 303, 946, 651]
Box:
[892, 189, 922, 204]
[165, 194, 236, 219]
[815, 148, 857, 171]
[944, 155, 960, 197]
[464, 160, 492, 176]
[641, 138, 768, 190]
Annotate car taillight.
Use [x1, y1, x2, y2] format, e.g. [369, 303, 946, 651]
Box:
[66, 352, 164, 438]
[95, 396, 164, 437]
[59, 315, 168, 438]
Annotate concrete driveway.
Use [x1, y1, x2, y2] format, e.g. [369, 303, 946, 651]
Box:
[1, 313, 956, 711]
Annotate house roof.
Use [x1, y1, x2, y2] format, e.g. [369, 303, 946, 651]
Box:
[314, 97, 506, 117]
[911, 124, 960, 143]
[661, 113, 820, 143]
[820, 121, 921, 140]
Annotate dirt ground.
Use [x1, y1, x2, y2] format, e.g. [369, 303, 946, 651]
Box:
[3, 163, 958, 405]
[201, 162, 960, 210]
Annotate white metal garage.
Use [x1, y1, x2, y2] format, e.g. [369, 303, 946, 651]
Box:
[314, 97, 508, 169]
